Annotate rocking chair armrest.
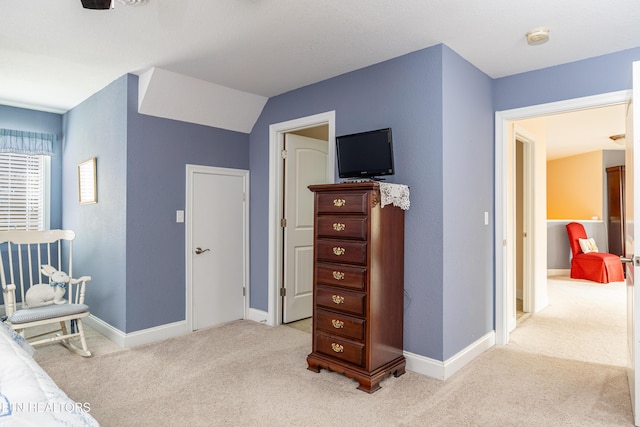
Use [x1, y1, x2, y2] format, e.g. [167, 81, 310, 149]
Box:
[2, 284, 17, 317]
[69, 276, 92, 285]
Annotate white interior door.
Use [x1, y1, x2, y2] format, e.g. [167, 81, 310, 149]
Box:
[283, 134, 328, 323]
[190, 167, 248, 330]
[626, 61, 640, 426]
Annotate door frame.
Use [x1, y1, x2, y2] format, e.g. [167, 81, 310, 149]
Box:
[185, 164, 250, 332]
[267, 111, 336, 326]
[626, 61, 640, 424]
[510, 127, 536, 332]
[495, 90, 630, 345]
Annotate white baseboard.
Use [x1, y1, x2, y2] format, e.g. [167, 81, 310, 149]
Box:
[404, 350, 447, 380]
[85, 311, 273, 349]
[548, 269, 570, 276]
[82, 311, 495, 381]
[123, 320, 188, 348]
[247, 308, 270, 325]
[83, 315, 126, 347]
[84, 315, 188, 348]
[404, 330, 495, 380]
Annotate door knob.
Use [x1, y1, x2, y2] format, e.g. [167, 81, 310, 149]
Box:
[621, 255, 640, 266]
[195, 247, 210, 255]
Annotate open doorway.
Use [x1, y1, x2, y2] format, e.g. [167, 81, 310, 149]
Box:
[266, 111, 336, 327]
[495, 91, 630, 345]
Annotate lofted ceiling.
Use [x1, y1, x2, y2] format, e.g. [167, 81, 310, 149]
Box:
[0, 0, 638, 154]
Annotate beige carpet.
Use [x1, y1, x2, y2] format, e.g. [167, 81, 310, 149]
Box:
[511, 275, 626, 367]
[285, 317, 312, 334]
[32, 276, 633, 426]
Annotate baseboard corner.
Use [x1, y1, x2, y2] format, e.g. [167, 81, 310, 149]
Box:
[404, 330, 495, 381]
[443, 331, 495, 379]
[83, 315, 126, 347]
[404, 351, 445, 380]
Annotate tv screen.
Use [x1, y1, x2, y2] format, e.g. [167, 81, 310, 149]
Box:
[336, 128, 394, 180]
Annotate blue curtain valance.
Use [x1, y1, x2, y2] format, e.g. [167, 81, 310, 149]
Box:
[0, 128, 55, 156]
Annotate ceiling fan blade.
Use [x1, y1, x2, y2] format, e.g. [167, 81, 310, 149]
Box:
[81, 0, 114, 10]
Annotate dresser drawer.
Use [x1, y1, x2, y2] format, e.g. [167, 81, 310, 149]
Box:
[316, 263, 366, 290]
[316, 216, 368, 240]
[316, 191, 369, 215]
[316, 240, 367, 265]
[316, 286, 365, 316]
[316, 309, 365, 341]
[315, 332, 365, 367]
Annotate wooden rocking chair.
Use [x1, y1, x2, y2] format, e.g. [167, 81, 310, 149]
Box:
[0, 230, 92, 357]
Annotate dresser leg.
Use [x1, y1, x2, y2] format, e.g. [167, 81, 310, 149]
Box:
[357, 379, 381, 394]
[393, 364, 406, 377]
[307, 357, 321, 373]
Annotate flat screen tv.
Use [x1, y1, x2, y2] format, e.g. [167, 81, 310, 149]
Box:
[336, 128, 394, 180]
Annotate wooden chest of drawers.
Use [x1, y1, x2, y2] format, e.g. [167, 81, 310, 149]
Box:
[306, 182, 406, 393]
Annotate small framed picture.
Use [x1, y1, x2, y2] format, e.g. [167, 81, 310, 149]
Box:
[78, 157, 97, 204]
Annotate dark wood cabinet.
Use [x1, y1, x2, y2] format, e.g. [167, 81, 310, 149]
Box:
[606, 165, 625, 256]
[306, 182, 406, 393]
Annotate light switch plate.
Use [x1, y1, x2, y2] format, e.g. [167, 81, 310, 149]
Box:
[484, 211, 489, 225]
[176, 210, 184, 223]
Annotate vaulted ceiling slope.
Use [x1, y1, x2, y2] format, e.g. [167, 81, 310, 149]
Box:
[2, 0, 639, 127]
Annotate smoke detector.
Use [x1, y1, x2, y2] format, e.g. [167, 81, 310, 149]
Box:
[526, 27, 550, 45]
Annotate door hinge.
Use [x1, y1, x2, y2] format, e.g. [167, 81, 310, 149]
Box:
[280, 287, 287, 297]
[281, 149, 288, 159]
[281, 218, 287, 228]
[243, 287, 246, 297]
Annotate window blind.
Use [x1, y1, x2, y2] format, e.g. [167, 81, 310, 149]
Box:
[0, 153, 46, 231]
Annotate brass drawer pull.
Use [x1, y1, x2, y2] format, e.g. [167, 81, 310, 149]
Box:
[332, 319, 344, 329]
[333, 247, 345, 256]
[333, 199, 346, 207]
[332, 295, 344, 304]
[332, 271, 345, 280]
[331, 343, 344, 353]
[333, 223, 346, 232]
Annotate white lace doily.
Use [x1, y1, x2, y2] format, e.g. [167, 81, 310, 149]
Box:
[379, 183, 410, 210]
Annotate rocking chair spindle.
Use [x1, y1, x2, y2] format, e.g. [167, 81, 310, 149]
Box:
[0, 230, 92, 357]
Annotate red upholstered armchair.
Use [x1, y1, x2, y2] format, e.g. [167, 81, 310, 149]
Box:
[566, 222, 624, 283]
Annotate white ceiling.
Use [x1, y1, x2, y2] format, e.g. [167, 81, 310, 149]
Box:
[1, 0, 638, 155]
[520, 103, 627, 160]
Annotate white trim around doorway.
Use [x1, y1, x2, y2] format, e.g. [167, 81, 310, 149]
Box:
[266, 111, 336, 326]
[494, 90, 631, 345]
[185, 164, 251, 333]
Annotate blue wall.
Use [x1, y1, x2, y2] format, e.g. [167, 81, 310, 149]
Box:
[124, 75, 249, 332]
[6, 42, 640, 362]
[441, 47, 494, 359]
[0, 105, 63, 229]
[62, 76, 129, 331]
[250, 47, 445, 326]
[494, 47, 640, 111]
[62, 74, 249, 333]
[249, 44, 494, 360]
